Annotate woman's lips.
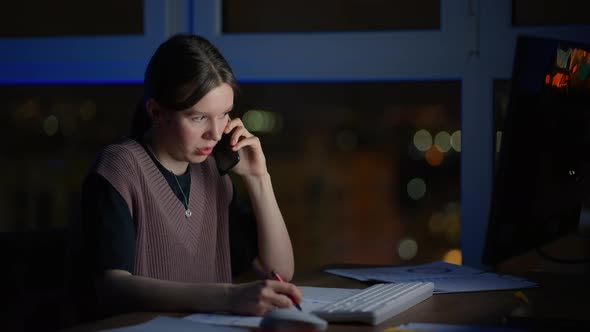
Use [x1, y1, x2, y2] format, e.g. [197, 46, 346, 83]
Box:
[197, 147, 213, 155]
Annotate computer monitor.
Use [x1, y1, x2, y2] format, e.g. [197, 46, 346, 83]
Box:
[482, 35, 590, 267]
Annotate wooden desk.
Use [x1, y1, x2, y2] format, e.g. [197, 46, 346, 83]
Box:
[62, 265, 590, 332]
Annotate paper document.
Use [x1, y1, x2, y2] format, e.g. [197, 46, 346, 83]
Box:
[183, 313, 262, 329]
[184, 286, 361, 328]
[326, 260, 538, 293]
[394, 322, 527, 331]
[99, 316, 245, 331]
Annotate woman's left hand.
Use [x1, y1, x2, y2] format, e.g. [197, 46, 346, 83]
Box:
[224, 118, 267, 177]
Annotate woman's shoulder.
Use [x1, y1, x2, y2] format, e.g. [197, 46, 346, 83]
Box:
[101, 137, 143, 156]
[90, 137, 146, 172]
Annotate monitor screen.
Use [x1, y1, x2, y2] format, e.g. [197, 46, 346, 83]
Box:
[482, 35, 590, 267]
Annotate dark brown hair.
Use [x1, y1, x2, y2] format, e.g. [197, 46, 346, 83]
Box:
[131, 34, 238, 138]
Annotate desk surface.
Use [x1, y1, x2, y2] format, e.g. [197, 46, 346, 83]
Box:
[61, 265, 590, 332]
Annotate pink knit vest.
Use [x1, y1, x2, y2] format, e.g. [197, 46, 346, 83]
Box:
[93, 138, 233, 283]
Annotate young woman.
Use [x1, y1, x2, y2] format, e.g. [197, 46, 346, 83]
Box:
[76, 34, 300, 320]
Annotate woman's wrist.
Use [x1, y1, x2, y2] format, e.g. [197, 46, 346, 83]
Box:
[188, 283, 235, 313]
[223, 283, 236, 313]
[241, 172, 272, 191]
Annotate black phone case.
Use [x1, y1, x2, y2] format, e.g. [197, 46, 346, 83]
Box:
[212, 131, 240, 175]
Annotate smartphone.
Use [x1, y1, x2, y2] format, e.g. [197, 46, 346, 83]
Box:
[213, 129, 240, 175]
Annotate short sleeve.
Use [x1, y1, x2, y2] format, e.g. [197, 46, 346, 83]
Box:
[228, 185, 259, 278]
[81, 173, 136, 274]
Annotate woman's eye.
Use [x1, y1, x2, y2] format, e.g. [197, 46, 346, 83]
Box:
[192, 116, 207, 123]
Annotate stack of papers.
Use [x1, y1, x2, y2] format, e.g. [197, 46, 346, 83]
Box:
[326, 260, 538, 293]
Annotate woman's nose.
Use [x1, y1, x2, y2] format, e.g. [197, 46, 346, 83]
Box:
[208, 119, 225, 141]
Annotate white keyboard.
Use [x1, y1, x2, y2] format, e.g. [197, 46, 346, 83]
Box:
[311, 282, 434, 325]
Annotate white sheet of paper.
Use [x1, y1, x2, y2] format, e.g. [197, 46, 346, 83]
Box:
[183, 286, 362, 328]
[395, 322, 526, 331]
[100, 316, 245, 332]
[326, 260, 538, 293]
[182, 313, 262, 329]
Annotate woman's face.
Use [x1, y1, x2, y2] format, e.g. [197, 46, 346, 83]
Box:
[159, 83, 234, 164]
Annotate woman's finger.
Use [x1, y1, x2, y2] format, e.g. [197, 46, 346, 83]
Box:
[231, 136, 261, 151]
[224, 118, 253, 143]
[224, 117, 247, 134]
[269, 282, 303, 304]
[229, 126, 253, 145]
[259, 286, 294, 308]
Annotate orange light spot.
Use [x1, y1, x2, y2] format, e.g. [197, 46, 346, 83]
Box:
[443, 249, 462, 265]
[552, 73, 563, 87]
[545, 74, 551, 84]
[425, 145, 444, 166]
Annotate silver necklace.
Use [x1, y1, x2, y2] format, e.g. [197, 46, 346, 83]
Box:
[146, 145, 192, 218]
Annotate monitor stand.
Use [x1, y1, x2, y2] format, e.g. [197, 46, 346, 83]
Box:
[497, 225, 590, 275]
[497, 225, 590, 330]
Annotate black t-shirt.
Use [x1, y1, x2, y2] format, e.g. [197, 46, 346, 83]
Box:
[79, 143, 259, 279]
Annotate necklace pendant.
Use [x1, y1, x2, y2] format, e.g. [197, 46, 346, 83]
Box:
[185, 209, 192, 218]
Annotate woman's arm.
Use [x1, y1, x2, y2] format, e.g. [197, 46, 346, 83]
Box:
[226, 118, 295, 281]
[242, 173, 295, 281]
[96, 269, 301, 316]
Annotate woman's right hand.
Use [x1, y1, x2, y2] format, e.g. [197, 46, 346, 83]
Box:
[228, 280, 303, 316]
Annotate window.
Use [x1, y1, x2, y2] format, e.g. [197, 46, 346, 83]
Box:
[232, 81, 460, 268]
[512, 0, 590, 26]
[0, 1, 143, 37]
[0, 84, 141, 230]
[222, 0, 440, 33]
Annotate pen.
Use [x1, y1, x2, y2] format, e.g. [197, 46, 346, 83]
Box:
[270, 269, 302, 311]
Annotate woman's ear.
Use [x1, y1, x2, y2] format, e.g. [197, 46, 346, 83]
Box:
[146, 98, 161, 122]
